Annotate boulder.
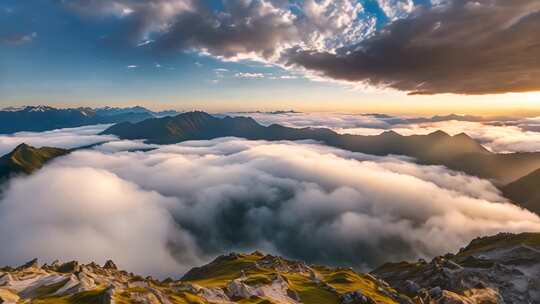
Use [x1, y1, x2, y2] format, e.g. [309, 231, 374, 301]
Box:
[226, 279, 254, 299]
[103, 260, 118, 270]
[17, 259, 38, 270]
[57, 261, 80, 273]
[340, 290, 376, 304]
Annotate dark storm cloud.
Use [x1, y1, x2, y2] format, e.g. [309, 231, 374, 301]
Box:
[287, 0, 540, 94]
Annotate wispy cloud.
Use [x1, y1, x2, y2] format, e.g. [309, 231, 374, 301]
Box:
[1, 32, 37, 46]
[235, 72, 265, 79]
[137, 39, 154, 47]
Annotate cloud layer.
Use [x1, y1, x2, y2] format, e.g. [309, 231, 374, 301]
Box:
[63, 0, 540, 94]
[0, 124, 115, 155]
[1, 137, 539, 277]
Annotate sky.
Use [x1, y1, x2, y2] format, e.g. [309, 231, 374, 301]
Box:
[1, 0, 540, 115]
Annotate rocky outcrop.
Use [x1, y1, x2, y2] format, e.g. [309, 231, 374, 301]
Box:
[103, 260, 118, 270]
[16, 258, 39, 270]
[373, 233, 540, 303]
[3, 233, 540, 304]
[340, 290, 376, 304]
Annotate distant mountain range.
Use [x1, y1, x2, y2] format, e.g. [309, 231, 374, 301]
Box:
[0, 232, 538, 303]
[102, 111, 540, 185]
[0, 105, 181, 134]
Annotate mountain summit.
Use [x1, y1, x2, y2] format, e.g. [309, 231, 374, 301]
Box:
[0, 144, 68, 181]
[103, 111, 263, 144]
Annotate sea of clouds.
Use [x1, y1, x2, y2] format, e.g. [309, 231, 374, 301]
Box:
[1, 120, 540, 277]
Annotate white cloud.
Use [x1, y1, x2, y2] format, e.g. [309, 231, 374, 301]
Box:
[377, 0, 414, 20]
[2, 137, 539, 277]
[0, 124, 115, 155]
[235, 72, 265, 78]
[137, 39, 154, 47]
[0, 166, 201, 277]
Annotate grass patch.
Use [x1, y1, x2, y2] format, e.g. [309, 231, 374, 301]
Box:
[315, 267, 398, 304]
[167, 290, 208, 304]
[456, 233, 540, 257]
[31, 288, 106, 304]
[182, 254, 276, 288]
[283, 273, 339, 304]
[238, 297, 273, 304]
[243, 274, 273, 286]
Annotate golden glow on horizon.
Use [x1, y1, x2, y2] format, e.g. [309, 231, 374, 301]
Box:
[4, 90, 540, 117]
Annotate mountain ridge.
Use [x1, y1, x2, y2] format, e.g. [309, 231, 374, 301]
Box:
[0, 106, 181, 134]
[1, 232, 539, 303]
[102, 111, 540, 185]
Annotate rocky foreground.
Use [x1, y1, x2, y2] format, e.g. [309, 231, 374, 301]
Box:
[1, 233, 540, 304]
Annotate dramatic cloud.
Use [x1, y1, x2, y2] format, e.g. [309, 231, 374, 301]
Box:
[64, 0, 540, 94]
[64, 0, 373, 62]
[2, 137, 539, 277]
[0, 125, 116, 155]
[287, 0, 540, 94]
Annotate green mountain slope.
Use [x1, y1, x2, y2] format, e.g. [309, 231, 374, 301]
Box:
[0, 143, 69, 181]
